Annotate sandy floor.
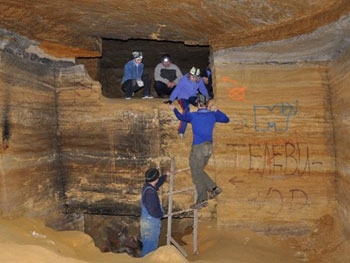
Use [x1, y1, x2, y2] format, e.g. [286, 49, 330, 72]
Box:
[0, 216, 349, 263]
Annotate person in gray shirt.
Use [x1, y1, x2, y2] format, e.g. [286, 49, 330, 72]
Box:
[154, 54, 183, 98]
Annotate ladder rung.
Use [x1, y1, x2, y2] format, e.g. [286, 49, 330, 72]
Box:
[164, 208, 193, 217]
[165, 186, 195, 195]
[174, 167, 190, 174]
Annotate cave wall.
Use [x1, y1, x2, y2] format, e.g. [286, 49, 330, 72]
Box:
[207, 59, 336, 232]
[57, 84, 164, 218]
[0, 28, 346, 237]
[57, 57, 339, 234]
[0, 32, 66, 218]
[328, 46, 350, 235]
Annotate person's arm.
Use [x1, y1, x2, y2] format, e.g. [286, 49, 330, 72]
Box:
[198, 79, 209, 96]
[213, 108, 230, 123]
[136, 63, 144, 80]
[155, 174, 168, 188]
[169, 82, 181, 102]
[173, 107, 193, 122]
[154, 63, 165, 82]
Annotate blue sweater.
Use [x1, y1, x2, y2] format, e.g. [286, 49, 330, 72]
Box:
[141, 175, 167, 218]
[169, 73, 209, 102]
[174, 108, 230, 145]
[121, 59, 144, 84]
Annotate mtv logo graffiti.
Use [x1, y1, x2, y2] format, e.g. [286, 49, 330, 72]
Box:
[254, 101, 299, 132]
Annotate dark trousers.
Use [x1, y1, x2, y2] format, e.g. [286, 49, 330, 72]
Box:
[154, 81, 174, 97]
[122, 74, 151, 98]
[189, 142, 216, 202]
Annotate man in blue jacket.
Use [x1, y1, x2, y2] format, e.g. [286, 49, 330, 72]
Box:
[121, 51, 153, 99]
[169, 94, 229, 210]
[165, 67, 209, 138]
[140, 167, 169, 257]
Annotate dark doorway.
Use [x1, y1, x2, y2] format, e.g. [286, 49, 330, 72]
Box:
[99, 39, 210, 98]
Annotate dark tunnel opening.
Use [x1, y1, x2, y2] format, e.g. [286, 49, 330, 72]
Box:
[98, 39, 210, 98]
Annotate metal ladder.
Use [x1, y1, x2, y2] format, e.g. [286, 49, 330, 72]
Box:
[163, 157, 198, 257]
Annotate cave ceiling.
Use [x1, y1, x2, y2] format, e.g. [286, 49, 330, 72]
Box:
[0, 0, 350, 58]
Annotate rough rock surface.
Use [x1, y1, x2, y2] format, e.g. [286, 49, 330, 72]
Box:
[1, 1, 350, 56]
[1, 1, 350, 259]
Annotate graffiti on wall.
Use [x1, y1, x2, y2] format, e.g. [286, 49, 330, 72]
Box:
[248, 140, 311, 176]
[253, 101, 299, 132]
[248, 187, 309, 215]
[222, 77, 249, 103]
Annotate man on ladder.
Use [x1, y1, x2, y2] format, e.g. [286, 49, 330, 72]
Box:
[168, 93, 230, 209]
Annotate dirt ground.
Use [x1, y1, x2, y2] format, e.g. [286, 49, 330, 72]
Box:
[0, 216, 349, 263]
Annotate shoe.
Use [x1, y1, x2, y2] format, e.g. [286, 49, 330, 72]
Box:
[125, 97, 132, 100]
[190, 200, 208, 210]
[178, 133, 184, 139]
[142, 95, 154, 99]
[208, 186, 222, 199]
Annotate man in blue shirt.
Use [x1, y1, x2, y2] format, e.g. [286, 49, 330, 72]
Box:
[165, 67, 209, 138]
[121, 51, 153, 99]
[169, 94, 230, 210]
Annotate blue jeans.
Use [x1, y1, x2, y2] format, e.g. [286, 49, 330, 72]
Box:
[177, 96, 197, 135]
[140, 215, 161, 257]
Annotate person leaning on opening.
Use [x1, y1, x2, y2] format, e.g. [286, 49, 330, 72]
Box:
[164, 66, 209, 138]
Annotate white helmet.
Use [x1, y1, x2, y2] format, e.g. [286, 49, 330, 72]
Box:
[189, 67, 200, 77]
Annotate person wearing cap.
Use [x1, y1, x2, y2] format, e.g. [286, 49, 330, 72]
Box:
[164, 66, 209, 138]
[153, 54, 183, 98]
[121, 51, 153, 99]
[140, 167, 169, 257]
[168, 94, 229, 210]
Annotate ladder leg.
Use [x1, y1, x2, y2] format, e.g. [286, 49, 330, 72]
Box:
[165, 157, 199, 256]
[166, 157, 175, 245]
[193, 186, 199, 255]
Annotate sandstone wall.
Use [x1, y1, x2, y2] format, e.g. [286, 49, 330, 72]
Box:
[56, 70, 165, 218]
[206, 60, 337, 233]
[56, 59, 338, 234]
[0, 30, 342, 236]
[0, 33, 66, 218]
[328, 47, 350, 234]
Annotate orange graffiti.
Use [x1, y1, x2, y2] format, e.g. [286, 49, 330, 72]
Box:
[229, 86, 247, 101]
[222, 76, 240, 85]
[222, 76, 248, 103]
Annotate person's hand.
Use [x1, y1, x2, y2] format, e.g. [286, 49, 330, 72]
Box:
[136, 80, 144, 87]
[167, 82, 175, 88]
[163, 100, 172, 105]
[165, 171, 171, 176]
[202, 77, 209, 85]
[209, 105, 217, 112]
